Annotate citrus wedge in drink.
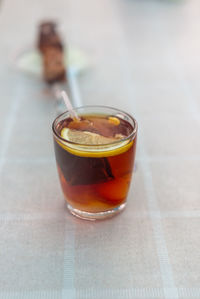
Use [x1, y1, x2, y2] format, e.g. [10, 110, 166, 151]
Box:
[58, 127, 133, 158]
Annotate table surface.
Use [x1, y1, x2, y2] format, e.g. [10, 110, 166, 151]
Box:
[0, 0, 200, 298]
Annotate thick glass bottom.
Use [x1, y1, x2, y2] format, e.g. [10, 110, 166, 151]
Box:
[67, 202, 126, 220]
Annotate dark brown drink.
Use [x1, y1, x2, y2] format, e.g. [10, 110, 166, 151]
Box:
[52, 106, 137, 220]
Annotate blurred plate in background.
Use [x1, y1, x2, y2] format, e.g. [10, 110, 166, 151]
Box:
[13, 45, 89, 77]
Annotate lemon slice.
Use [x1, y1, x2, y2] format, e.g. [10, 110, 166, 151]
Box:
[58, 128, 133, 157]
[108, 116, 120, 126]
[61, 128, 117, 145]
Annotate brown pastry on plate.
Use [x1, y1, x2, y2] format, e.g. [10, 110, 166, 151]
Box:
[38, 21, 66, 84]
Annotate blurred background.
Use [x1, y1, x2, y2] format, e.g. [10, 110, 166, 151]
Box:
[1, 0, 200, 113]
[1, 0, 200, 298]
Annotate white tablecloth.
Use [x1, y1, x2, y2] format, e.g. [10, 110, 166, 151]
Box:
[0, 0, 200, 298]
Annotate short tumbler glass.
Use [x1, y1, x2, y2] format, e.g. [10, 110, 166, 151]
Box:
[52, 105, 137, 220]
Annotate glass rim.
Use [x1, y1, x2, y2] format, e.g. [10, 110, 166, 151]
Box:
[52, 105, 138, 147]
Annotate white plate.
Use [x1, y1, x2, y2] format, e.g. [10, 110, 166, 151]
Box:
[13, 45, 88, 77]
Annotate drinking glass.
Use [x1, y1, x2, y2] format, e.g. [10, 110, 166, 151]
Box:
[52, 105, 137, 220]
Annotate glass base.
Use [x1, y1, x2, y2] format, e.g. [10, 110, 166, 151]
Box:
[67, 202, 126, 221]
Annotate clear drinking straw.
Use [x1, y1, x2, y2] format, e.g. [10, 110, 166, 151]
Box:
[61, 90, 80, 120]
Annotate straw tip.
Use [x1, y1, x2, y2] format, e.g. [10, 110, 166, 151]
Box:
[61, 90, 67, 97]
